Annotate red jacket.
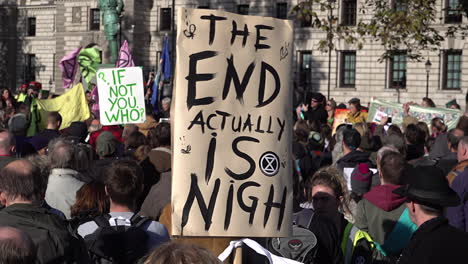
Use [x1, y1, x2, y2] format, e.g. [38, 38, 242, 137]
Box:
[89, 125, 123, 149]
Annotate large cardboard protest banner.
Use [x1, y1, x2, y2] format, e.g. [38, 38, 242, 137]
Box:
[172, 8, 294, 237]
[368, 99, 461, 129]
[96, 67, 146, 125]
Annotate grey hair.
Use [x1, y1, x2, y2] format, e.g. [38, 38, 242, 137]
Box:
[48, 138, 77, 169]
[377, 145, 399, 165]
[161, 97, 171, 105]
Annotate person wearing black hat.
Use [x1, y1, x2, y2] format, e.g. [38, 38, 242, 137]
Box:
[346, 98, 368, 124]
[394, 166, 468, 264]
[296, 93, 328, 125]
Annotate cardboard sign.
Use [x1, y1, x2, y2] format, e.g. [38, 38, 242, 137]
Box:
[172, 8, 294, 237]
[368, 99, 461, 130]
[96, 67, 146, 125]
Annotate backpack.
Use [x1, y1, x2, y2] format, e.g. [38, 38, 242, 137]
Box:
[268, 209, 318, 263]
[84, 214, 151, 264]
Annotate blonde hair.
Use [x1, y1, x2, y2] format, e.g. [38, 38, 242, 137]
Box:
[353, 122, 369, 138]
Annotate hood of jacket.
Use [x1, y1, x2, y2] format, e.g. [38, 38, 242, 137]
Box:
[363, 184, 406, 211]
[337, 150, 370, 164]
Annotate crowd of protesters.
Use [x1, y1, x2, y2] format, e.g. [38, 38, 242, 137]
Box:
[0, 80, 468, 263]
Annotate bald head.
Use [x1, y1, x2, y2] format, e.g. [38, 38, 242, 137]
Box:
[0, 227, 35, 263]
[0, 129, 15, 155]
[0, 160, 42, 205]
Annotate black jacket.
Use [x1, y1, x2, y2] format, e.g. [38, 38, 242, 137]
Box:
[398, 217, 468, 264]
[0, 203, 89, 264]
[305, 106, 328, 125]
[336, 150, 371, 173]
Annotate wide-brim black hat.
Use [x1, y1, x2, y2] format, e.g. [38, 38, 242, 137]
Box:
[393, 166, 460, 207]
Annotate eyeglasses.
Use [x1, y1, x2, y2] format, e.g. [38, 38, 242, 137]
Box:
[326, 103, 332, 106]
[311, 100, 318, 103]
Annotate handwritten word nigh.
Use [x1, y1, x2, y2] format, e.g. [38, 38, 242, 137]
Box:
[172, 8, 293, 237]
[97, 67, 146, 126]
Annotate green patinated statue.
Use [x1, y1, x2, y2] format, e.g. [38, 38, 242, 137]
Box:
[98, 0, 124, 64]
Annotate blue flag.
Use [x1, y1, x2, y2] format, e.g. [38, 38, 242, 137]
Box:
[151, 70, 161, 112]
[161, 37, 171, 80]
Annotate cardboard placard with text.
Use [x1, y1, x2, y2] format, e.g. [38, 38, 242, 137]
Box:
[172, 8, 294, 237]
[96, 67, 146, 125]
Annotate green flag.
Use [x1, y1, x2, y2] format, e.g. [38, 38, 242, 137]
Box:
[78, 47, 101, 83]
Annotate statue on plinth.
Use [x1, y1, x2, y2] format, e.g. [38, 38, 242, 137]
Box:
[98, 0, 124, 64]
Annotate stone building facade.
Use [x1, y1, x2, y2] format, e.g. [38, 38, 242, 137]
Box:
[1, 0, 467, 108]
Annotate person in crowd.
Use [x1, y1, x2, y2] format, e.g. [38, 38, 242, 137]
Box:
[142, 242, 221, 264]
[88, 119, 102, 134]
[0, 88, 15, 109]
[346, 98, 368, 124]
[437, 128, 464, 175]
[8, 103, 35, 158]
[394, 166, 468, 263]
[124, 131, 147, 158]
[156, 97, 171, 122]
[450, 103, 461, 110]
[137, 107, 158, 136]
[147, 123, 171, 173]
[70, 181, 109, 219]
[122, 124, 138, 141]
[14, 84, 28, 103]
[331, 125, 347, 166]
[89, 124, 123, 150]
[305, 167, 374, 264]
[294, 120, 310, 148]
[92, 131, 122, 179]
[0, 129, 16, 170]
[404, 124, 426, 163]
[353, 122, 372, 151]
[421, 97, 436, 108]
[29, 111, 62, 154]
[417, 121, 430, 143]
[296, 93, 328, 125]
[350, 163, 373, 203]
[0, 159, 88, 263]
[447, 136, 468, 184]
[447, 135, 468, 231]
[325, 99, 336, 127]
[61, 121, 88, 143]
[0, 227, 36, 263]
[355, 152, 416, 258]
[78, 160, 170, 252]
[336, 128, 371, 173]
[44, 138, 88, 219]
[429, 117, 449, 159]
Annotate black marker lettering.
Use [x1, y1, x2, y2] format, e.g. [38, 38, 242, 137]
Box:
[224, 180, 235, 230]
[263, 185, 287, 230]
[256, 62, 280, 108]
[255, 25, 274, 51]
[231, 20, 249, 47]
[187, 110, 206, 134]
[207, 114, 217, 130]
[242, 114, 253, 132]
[266, 116, 273, 134]
[231, 116, 242, 132]
[223, 55, 255, 104]
[216, 110, 231, 130]
[200, 15, 228, 45]
[225, 136, 260, 180]
[181, 174, 221, 231]
[277, 118, 286, 141]
[186, 51, 218, 110]
[237, 181, 260, 225]
[255, 116, 264, 133]
[205, 132, 217, 184]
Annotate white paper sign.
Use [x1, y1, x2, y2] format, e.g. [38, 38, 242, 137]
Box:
[96, 67, 146, 125]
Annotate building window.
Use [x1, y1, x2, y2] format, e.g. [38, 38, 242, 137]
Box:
[342, 0, 357, 26]
[90, 9, 100, 31]
[26, 54, 36, 82]
[389, 51, 407, 88]
[393, 0, 408, 11]
[446, 0, 462, 23]
[198, 5, 210, 9]
[27, 17, 36, 36]
[237, 4, 249, 15]
[341, 51, 356, 87]
[160, 8, 172, 31]
[444, 50, 462, 90]
[299, 51, 312, 86]
[277, 3, 288, 19]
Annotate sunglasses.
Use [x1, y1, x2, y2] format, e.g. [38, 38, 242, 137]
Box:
[311, 100, 319, 103]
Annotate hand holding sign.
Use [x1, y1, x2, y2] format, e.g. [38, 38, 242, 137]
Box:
[96, 67, 146, 125]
